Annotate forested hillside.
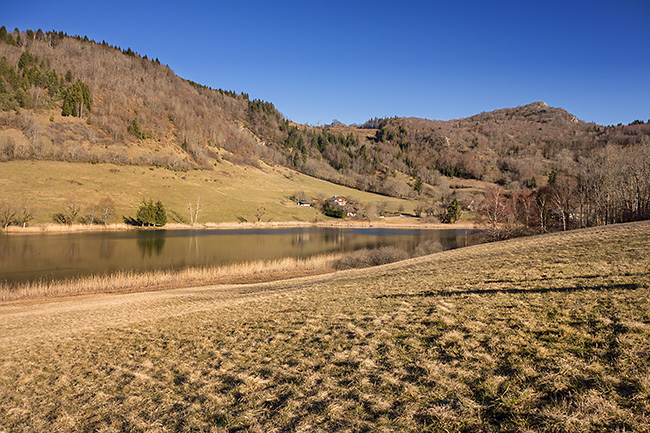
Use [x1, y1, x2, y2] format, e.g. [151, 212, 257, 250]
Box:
[1, 27, 649, 231]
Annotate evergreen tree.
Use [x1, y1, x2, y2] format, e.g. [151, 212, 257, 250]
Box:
[441, 198, 462, 223]
[0, 56, 10, 76]
[61, 98, 72, 116]
[14, 87, 26, 108]
[61, 80, 92, 117]
[46, 70, 59, 98]
[18, 50, 33, 70]
[135, 199, 166, 227]
[447, 198, 461, 223]
[154, 201, 167, 226]
[413, 176, 423, 195]
[136, 199, 155, 226]
[130, 119, 144, 139]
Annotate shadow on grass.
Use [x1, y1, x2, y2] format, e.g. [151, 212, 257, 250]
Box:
[378, 282, 642, 299]
[482, 271, 647, 284]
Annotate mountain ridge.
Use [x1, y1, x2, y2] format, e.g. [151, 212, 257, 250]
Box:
[1, 27, 649, 226]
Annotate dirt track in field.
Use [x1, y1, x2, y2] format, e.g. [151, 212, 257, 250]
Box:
[0, 267, 373, 351]
[0, 280, 301, 350]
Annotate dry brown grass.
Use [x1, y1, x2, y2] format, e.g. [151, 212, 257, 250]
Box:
[0, 160, 417, 224]
[0, 254, 339, 303]
[0, 221, 649, 432]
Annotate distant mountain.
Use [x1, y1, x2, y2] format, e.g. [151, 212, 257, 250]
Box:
[468, 101, 581, 126]
[1, 27, 649, 203]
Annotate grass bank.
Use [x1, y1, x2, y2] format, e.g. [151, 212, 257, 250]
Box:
[0, 221, 648, 431]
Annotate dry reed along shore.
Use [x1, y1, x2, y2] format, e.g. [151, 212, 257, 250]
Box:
[0, 254, 341, 303]
[0, 221, 649, 432]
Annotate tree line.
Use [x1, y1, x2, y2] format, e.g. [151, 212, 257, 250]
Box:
[0, 196, 172, 229]
[475, 141, 650, 239]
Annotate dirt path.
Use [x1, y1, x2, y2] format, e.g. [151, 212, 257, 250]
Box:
[0, 281, 290, 351]
[0, 268, 372, 352]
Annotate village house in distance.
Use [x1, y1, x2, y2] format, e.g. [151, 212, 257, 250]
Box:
[326, 196, 357, 218]
[298, 199, 312, 207]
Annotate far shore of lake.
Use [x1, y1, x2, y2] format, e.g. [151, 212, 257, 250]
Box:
[2, 217, 476, 235]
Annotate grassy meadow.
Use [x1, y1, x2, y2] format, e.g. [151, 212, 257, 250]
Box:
[0, 221, 649, 431]
[0, 160, 417, 224]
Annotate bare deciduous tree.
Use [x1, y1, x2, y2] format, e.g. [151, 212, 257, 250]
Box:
[255, 205, 266, 222]
[478, 186, 512, 239]
[16, 202, 35, 227]
[187, 196, 200, 225]
[0, 201, 16, 229]
[97, 197, 116, 224]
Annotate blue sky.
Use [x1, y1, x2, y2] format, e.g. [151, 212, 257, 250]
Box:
[5, 0, 650, 125]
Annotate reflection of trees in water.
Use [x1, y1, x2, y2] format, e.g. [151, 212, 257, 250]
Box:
[98, 238, 116, 260]
[292, 232, 311, 246]
[137, 236, 166, 258]
[323, 232, 346, 245]
[67, 240, 80, 263]
[20, 240, 36, 261]
[0, 238, 35, 263]
[187, 236, 199, 258]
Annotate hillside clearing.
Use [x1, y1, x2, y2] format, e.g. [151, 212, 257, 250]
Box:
[0, 160, 420, 224]
[0, 221, 649, 431]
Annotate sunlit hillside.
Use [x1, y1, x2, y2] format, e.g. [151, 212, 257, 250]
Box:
[0, 27, 648, 229]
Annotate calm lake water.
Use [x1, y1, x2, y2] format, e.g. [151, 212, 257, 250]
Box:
[0, 227, 478, 284]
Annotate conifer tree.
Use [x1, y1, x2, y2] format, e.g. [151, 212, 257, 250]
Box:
[154, 201, 167, 226]
[18, 50, 33, 70]
[136, 199, 155, 226]
[135, 199, 166, 227]
[61, 80, 92, 117]
[61, 97, 72, 116]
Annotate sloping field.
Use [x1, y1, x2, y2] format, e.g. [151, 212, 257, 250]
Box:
[0, 160, 416, 224]
[0, 222, 649, 431]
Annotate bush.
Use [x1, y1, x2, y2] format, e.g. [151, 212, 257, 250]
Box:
[130, 199, 167, 227]
[334, 246, 409, 270]
[323, 201, 345, 219]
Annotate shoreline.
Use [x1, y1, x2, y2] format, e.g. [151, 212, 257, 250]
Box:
[2, 217, 476, 235]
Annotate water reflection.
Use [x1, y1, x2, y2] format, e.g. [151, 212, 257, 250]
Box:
[137, 233, 167, 258]
[99, 237, 116, 260]
[0, 228, 480, 284]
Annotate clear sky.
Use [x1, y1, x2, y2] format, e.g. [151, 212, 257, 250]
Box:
[5, 0, 650, 126]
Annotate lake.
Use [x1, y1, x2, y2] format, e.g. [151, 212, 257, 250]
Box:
[0, 227, 478, 284]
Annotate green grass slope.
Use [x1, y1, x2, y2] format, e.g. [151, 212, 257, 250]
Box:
[0, 221, 648, 431]
[0, 160, 415, 224]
